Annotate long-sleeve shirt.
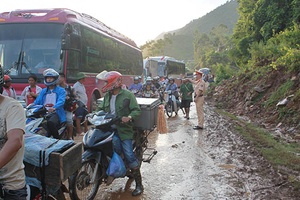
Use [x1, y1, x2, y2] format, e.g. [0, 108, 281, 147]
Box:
[34, 86, 66, 123]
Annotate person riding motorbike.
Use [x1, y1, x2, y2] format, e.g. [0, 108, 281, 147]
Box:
[165, 77, 179, 99]
[33, 68, 66, 139]
[97, 71, 144, 196]
[128, 76, 142, 97]
[142, 76, 158, 98]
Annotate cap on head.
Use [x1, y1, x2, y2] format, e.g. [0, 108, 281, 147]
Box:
[77, 72, 86, 80]
[195, 70, 203, 76]
[4, 75, 12, 82]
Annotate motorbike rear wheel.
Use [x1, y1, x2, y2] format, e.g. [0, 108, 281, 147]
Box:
[69, 160, 102, 200]
[165, 101, 173, 118]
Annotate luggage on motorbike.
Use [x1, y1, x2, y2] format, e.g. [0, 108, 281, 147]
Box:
[106, 152, 126, 178]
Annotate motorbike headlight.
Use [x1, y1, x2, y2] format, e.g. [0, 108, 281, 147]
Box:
[88, 115, 113, 126]
[94, 118, 112, 126]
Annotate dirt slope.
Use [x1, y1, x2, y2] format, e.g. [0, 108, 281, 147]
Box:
[208, 67, 300, 140]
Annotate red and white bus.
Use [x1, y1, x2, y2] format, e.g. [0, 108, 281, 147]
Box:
[0, 8, 143, 111]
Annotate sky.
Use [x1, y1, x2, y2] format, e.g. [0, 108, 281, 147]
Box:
[0, 0, 229, 46]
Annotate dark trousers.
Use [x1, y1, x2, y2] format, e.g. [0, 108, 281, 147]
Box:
[46, 112, 60, 139]
[0, 185, 27, 200]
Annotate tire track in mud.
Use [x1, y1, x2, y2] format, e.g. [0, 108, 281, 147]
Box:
[163, 102, 299, 199]
[201, 103, 299, 200]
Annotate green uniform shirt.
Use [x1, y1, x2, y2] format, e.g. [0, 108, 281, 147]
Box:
[180, 82, 194, 101]
[98, 89, 141, 141]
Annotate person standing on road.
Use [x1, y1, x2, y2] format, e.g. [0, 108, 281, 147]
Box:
[21, 74, 42, 106]
[0, 68, 27, 200]
[2, 75, 17, 99]
[58, 73, 76, 139]
[73, 72, 88, 136]
[180, 77, 194, 119]
[98, 71, 143, 196]
[189, 70, 206, 130]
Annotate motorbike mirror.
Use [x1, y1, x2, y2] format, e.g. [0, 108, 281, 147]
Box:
[105, 113, 115, 119]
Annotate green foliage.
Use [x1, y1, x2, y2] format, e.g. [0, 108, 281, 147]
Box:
[231, 0, 299, 68]
[214, 63, 235, 84]
[141, 0, 239, 62]
[246, 25, 300, 72]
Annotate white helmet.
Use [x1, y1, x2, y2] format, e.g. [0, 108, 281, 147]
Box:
[43, 68, 59, 86]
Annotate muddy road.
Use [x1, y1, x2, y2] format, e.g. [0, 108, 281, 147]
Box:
[69, 102, 299, 200]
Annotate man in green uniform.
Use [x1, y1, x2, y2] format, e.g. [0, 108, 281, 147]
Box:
[180, 77, 194, 119]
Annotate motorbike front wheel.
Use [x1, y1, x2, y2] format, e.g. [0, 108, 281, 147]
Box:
[165, 101, 173, 118]
[69, 160, 102, 200]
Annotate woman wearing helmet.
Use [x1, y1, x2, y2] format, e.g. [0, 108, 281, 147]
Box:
[33, 68, 66, 139]
[2, 75, 17, 99]
[98, 71, 144, 196]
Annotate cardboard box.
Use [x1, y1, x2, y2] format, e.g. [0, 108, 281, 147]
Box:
[134, 98, 160, 130]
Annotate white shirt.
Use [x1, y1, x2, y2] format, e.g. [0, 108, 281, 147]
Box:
[73, 81, 88, 105]
[110, 94, 117, 115]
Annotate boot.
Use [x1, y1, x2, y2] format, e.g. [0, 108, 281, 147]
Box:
[131, 168, 144, 196]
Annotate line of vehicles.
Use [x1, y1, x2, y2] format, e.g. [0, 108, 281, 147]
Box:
[0, 8, 187, 200]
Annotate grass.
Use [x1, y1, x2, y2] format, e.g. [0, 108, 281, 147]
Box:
[216, 109, 300, 188]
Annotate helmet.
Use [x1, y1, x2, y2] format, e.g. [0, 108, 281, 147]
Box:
[169, 77, 175, 82]
[146, 76, 153, 82]
[43, 68, 59, 86]
[153, 76, 159, 81]
[4, 75, 12, 82]
[101, 71, 123, 93]
[134, 76, 139, 81]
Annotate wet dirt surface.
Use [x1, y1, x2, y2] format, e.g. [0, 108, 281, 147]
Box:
[67, 102, 300, 200]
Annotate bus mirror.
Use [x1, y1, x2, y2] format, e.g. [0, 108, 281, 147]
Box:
[61, 33, 70, 50]
[64, 23, 73, 34]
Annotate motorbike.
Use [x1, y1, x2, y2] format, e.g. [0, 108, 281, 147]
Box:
[129, 88, 141, 97]
[25, 104, 67, 139]
[68, 110, 157, 200]
[163, 90, 183, 118]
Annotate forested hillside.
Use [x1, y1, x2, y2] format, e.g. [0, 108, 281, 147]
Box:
[141, 0, 239, 65]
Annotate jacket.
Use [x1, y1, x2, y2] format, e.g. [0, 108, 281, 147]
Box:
[98, 89, 141, 140]
[34, 86, 66, 123]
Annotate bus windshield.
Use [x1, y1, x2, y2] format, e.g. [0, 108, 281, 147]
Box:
[0, 23, 63, 79]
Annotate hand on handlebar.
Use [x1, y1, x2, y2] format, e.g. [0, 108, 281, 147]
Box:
[121, 116, 132, 123]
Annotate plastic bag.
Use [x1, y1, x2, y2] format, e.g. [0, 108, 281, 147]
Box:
[106, 152, 126, 178]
